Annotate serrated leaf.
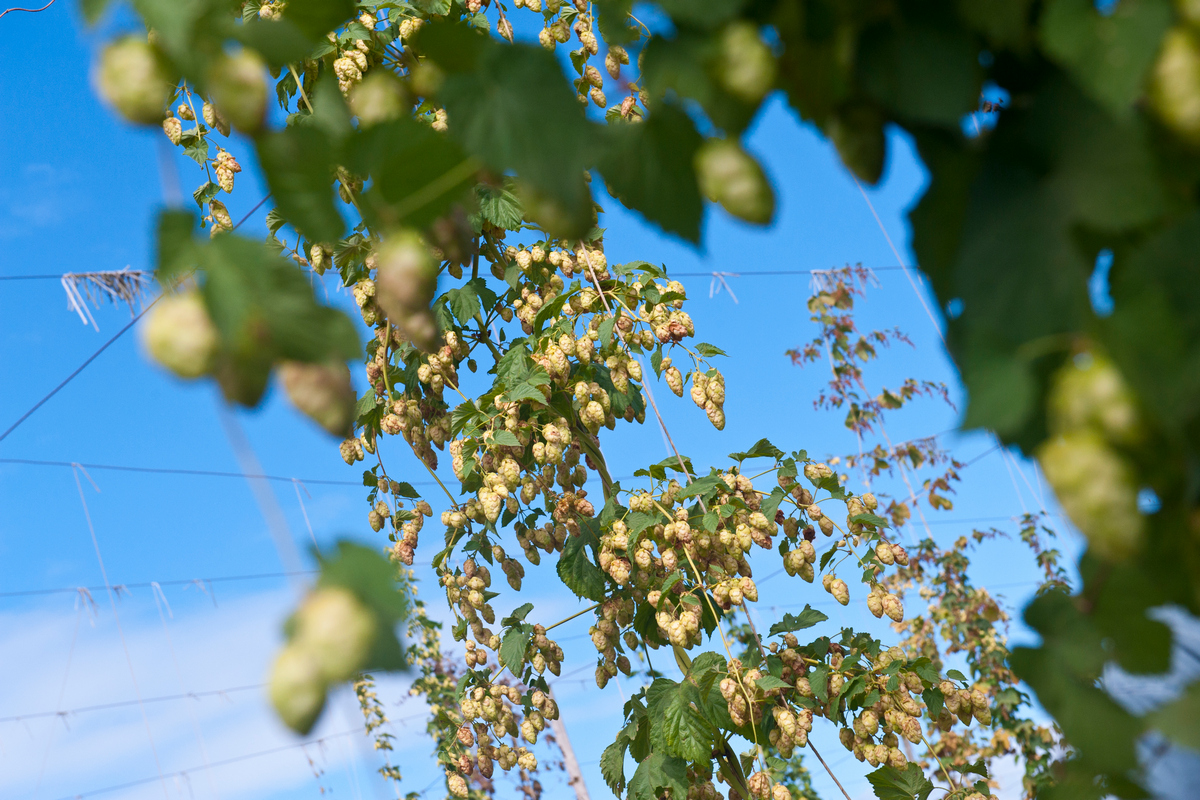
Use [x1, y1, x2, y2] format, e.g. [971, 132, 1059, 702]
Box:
[446, 284, 481, 325]
[499, 626, 532, 673]
[678, 472, 723, 500]
[866, 763, 934, 800]
[628, 752, 689, 800]
[477, 182, 523, 229]
[557, 530, 607, 601]
[755, 675, 792, 692]
[490, 430, 521, 447]
[695, 342, 728, 357]
[599, 102, 703, 243]
[768, 606, 829, 636]
[946, 669, 968, 682]
[851, 512, 890, 529]
[646, 679, 713, 763]
[256, 125, 344, 243]
[729, 438, 784, 462]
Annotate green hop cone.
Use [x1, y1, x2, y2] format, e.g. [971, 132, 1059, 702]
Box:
[374, 230, 439, 351]
[269, 643, 328, 734]
[279, 360, 356, 437]
[1149, 27, 1200, 144]
[206, 49, 267, 134]
[1037, 430, 1144, 561]
[1048, 352, 1141, 445]
[95, 36, 173, 125]
[292, 586, 378, 683]
[349, 72, 409, 126]
[695, 139, 775, 225]
[140, 290, 219, 379]
[714, 22, 776, 103]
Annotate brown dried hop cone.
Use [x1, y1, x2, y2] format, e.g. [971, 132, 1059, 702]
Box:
[141, 289, 219, 379]
[95, 36, 173, 125]
[278, 360, 356, 436]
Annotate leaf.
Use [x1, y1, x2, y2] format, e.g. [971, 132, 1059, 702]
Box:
[768, 606, 829, 637]
[347, 118, 476, 230]
[946, 668, 968, 682]
[489, 430, 521, 448]
[477, 182, 523, 229]
[678, 472, 724, 500]
[1150, 680, 1200, 753]
[599, 102, 704, 243]
[447, 284, 481, 325]
[647, 679, 713, 762]
[557, 530, 607, 601]
[601, 728, 633, 794]
[1039, 0, 1172, 116]
[498, 626, 532, 673]
[439, 39, 597, 237]
[255, 125, 345, 243]
[695, 343, 728, 358]
[866, 763, 935, 800]
[729, 438, 784, 462]
[755, 675, 792, 692]
[759, 487, 786, 523]
[628, 752, 689, 800]
[954, 760, 989, 778]
[282, 0, 354, 41]
[851, 512, 890, 529]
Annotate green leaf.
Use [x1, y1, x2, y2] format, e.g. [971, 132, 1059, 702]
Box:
[447, 284, 481, 325]
[678, 472, 724, 500]
[946, 669, 968, 682]
[1039, 0, 1172, 116]
[601, 727, 634, 794]
[557, 529, 607, 601]
[755, 675, 792, 692]
[768, 606, 828, 636]
[858, 19, 982, 127]
[628, 752, 689, 800]
[281, 0, 354, 41]
[439, 40, 596, 237]
[1150, 680, 1200, 753]
[499, 626, 532, 673]
[348, 118, 476, 230]
[850, 512, 890, 529]
[695, 343, 727, 358]
[599, 102, 704, 243]
[477, 182, 523, 229]
[255, 126, 345, 243]
[236, 18, 315, 68]
[729, 438, 784, 462]
[81, 0, 113, 24]
[490, 430, 521, 447]
[866, 763, 935, 800]
[647, 678, 713, 762]
[954, 760, 989, 778]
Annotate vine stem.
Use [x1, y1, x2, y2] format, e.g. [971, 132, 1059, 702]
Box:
[808, 741, 854, 800]
[921, 731, 958, 792]
[577, 244, 701, 509]
[546, 602, 599, 632]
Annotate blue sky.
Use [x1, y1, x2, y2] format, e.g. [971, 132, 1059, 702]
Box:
[0, 4, 1077, 800]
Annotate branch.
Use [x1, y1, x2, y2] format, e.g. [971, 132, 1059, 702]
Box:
[0, 0, 55, 21]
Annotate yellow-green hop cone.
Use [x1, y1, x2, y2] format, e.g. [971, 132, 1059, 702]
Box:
[207, 49, 267, 134]
[714, 22, 776, 103]
[695, 139, 775, 225]
[292, 587, 378, 682]
[202, 101, 231, 137]
[1038, 430, 1144, 561]
[269, 643, 328, 734]
[279, 360, 356, 437]
[1150, 27, 1200, 144]
[1048, 352, 1141, 444]
[141, 290, 219, 380]
[95, 37, 173, 125]
[350, 72, 409, 126]
[162, 116, 182, 145]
